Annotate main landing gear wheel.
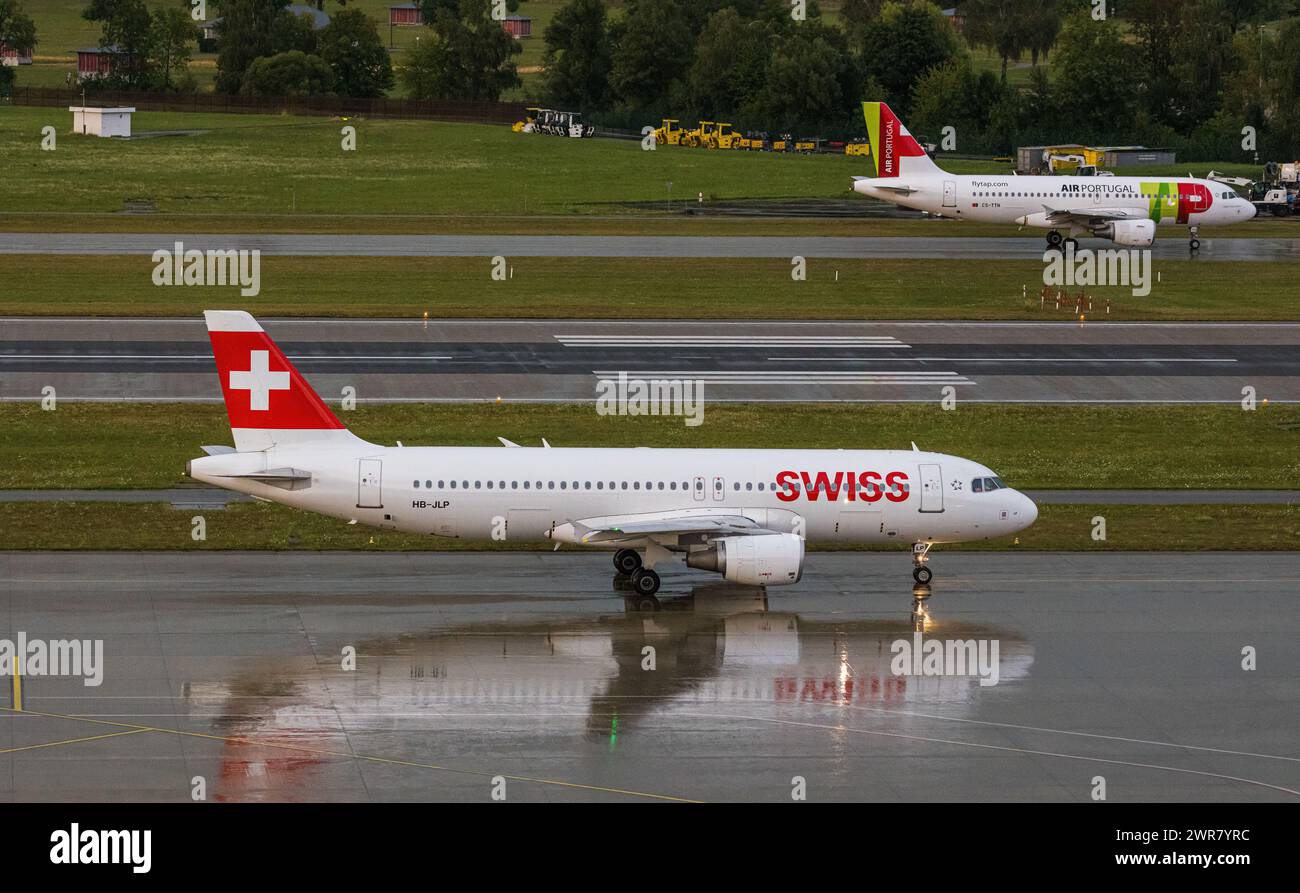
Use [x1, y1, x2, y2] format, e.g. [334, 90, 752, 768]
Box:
[912, 566, 933, 585]
[1046, 230, 1064, 251]
[613, 548, 642, 576]
[631, 567, 661, 596]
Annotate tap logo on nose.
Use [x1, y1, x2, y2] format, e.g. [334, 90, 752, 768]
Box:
[229, 349, 290, 411]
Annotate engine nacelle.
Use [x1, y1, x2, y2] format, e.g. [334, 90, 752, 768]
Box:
[686, 533, 805, 586]
[1098, 219, 1156, 247]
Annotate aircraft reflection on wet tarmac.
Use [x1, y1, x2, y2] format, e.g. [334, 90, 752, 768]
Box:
[190, 582, 1030, 799]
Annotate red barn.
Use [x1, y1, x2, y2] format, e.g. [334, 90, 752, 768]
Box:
[1, 41, 33, 66]
[389, 3, 421, 26]
[77, 46, 121, 81]
[502, 15, 531, 38]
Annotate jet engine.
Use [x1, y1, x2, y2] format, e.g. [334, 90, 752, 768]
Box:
[686, 533, 805, 586]
[1098, 219, 1156, 247]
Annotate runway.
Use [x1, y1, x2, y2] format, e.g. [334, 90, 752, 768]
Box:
[1, 232, 1299, 260]
[4, 317, 1298, 403]
[1, 551, 1296, 802]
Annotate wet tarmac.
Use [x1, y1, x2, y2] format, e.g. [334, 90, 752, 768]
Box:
[1, 551, 1296, 802]
[5, 318, 1299, 404]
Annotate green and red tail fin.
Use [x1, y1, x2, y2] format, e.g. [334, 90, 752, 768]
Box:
[861, 101, 942, 178]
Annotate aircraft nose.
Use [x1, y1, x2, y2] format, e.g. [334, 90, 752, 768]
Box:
[1019, 493, 1038, 529]
[1247, 202, 1258, 219]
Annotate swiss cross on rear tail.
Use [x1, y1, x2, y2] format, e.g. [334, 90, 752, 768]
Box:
[204, 311, 349, 449]
[230, 350, 289, 411]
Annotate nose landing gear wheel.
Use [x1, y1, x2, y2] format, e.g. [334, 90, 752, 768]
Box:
[613, 548, 642, 576]
[912, 566, 933, 585]
[631, 568, 661, 596]
[1189, 238, 1201, 252]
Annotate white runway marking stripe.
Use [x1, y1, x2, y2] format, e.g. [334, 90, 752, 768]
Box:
[560, 335, 910, 348]
[594, 370, 975, 385]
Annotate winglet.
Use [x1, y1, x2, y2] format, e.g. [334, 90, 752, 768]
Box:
[911, 442, 919, 452]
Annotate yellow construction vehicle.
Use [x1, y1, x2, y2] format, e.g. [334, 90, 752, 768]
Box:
[794, 137, 818, 154]
[770, 133, 791, 152]
[679, 121, 713, 148]
[845, 139, 870, 156]
[652, 118, 683, 146]
[706, 122, 745, 149]
[738, 131, 768, 150]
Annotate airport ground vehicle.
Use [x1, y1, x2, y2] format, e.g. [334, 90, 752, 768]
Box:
[189, 312, 1037, 596]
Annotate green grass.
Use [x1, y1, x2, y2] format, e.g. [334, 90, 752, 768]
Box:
[0, 106, 872, 216]
[2, 403, 1297, 491]
[1, 501, 1295, 551]
[3, 106, 1285, 226]
[2, 254, 1297, 319]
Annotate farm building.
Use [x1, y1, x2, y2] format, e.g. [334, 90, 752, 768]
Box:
[942, 8, 966, 33]
[503, 15, 532, 38]
[390, 3, 422, 26]
[285, 4, 331, 29]
[77, 46, 122, 81]
[1, 42, 33, 66]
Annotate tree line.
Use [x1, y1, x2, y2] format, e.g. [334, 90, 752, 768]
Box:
[5, 0, 1298, 160]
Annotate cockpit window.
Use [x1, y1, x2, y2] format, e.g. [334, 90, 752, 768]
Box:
[971, 478, 983, 493]
[992, 476, 1007, 489]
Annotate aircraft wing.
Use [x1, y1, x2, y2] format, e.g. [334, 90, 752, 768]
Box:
[1042, 205, 1149, 225]
[566, 512, 775, 545]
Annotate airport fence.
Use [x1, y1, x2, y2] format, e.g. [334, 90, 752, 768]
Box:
[5, 86, 528, 126]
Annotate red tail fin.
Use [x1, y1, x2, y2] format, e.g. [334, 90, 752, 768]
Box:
[205, 310, 357, 451]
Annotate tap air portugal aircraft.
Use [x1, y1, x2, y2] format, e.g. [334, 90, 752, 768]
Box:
[188, 311, 1038, 596]
[851, 101, 1256, 252]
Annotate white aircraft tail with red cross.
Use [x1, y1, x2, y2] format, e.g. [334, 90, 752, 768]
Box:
[205, 310, 367, 452]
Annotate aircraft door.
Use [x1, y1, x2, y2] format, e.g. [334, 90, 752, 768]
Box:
[712, 475, 725, 501]
[357, 458, 383, 508]
[943, 180, 956, 207]
[918, 463, 943, 513]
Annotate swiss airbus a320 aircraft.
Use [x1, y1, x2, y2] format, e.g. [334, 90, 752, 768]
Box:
[188, 312, 1038, 596]
[851, 101, 1256, 252]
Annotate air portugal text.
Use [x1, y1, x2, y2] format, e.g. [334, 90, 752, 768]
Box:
[776, 470, 910, 503]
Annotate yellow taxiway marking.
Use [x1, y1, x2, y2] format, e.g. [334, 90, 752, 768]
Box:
[0, 728, 150, 755]
[11, 655, 20, 712]
[0, 706, 699, 803]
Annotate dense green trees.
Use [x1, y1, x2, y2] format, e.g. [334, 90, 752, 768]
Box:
[400, 0, 521, 101]
[0, 0, 37, 93]
[81, 0, 198, 92]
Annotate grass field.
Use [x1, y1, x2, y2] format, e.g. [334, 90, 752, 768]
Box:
[1, 501, 1295, 551]
[3, 403, 1297, 491]
[0, 107, 1279, 225]
[2, 254, 1296, 319]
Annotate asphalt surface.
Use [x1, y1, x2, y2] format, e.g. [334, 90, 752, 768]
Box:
[3, 489, 1297, 506]
[1, 551, 1296, 802]
[1, 232, 1299, 260]
[4, 318, 1298, 404]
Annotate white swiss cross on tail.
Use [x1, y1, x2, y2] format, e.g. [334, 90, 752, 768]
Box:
[230, 349, 290, 411]
[204, 310, 356, 453]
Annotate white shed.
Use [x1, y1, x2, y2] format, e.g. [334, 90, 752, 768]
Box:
[69, 106, 136, 138]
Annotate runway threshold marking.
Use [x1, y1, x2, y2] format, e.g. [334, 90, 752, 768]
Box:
[0, 705, 700, 803]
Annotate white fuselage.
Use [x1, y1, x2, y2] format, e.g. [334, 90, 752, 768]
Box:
[189, 444, 1037, 548]
[854, 173, 1256, 229]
